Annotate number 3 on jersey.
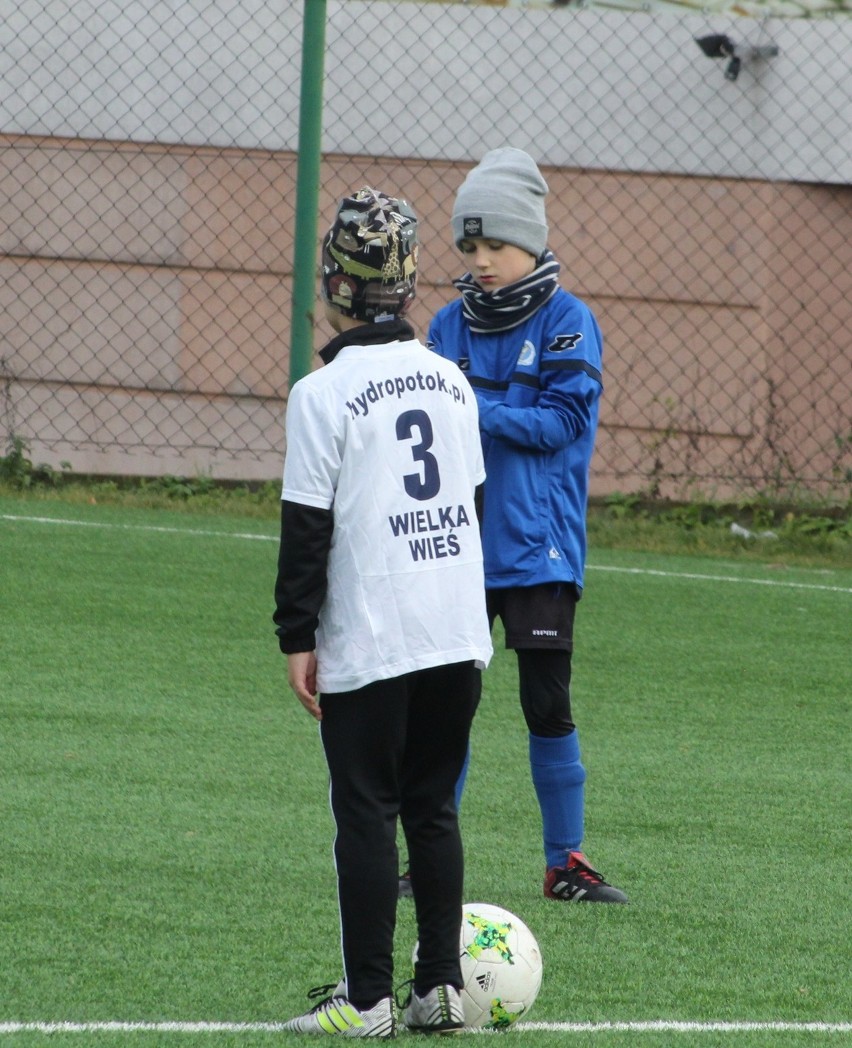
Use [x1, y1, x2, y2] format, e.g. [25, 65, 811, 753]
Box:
[396, 409, 440, 501]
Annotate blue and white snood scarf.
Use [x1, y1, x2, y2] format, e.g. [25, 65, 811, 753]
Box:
[453, 250, 560, 333]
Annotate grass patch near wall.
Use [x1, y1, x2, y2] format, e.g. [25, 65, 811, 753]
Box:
[2, 470, 849, 570]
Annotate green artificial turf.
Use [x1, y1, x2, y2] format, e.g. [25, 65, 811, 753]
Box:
[1, 494, 849, 1047]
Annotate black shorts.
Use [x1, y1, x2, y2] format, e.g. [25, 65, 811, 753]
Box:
[486, 582, 579, 651]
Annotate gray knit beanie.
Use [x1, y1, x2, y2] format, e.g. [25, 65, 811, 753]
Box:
[451, 147, 548, 258]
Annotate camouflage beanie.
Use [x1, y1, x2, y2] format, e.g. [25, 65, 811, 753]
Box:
[321, 188, 418, 323]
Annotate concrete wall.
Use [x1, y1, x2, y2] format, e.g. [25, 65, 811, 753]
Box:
[2, 3, 851, 183]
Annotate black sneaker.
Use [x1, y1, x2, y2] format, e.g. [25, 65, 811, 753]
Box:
[398, 862, 413, 899]
[543, 850, 628, 903]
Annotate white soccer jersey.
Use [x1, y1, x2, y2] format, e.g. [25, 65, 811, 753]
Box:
[282, 337, 493, 693]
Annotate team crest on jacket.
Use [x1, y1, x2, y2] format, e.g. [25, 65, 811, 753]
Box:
[548, 333, 583, 353]
[517, 340, 536, 367]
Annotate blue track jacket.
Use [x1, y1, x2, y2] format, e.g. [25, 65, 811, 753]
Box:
[428, 289, 602, 591]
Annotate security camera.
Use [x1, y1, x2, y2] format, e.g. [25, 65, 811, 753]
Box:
[695, 33, 735, 59]
[695, 33, 779, 81]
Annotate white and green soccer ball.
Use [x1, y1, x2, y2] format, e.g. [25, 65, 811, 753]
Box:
[413, 902, 543, 1029]
[458, 902, 543, 1028]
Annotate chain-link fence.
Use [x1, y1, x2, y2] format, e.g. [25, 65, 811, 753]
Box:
[1, 0, 850, 502]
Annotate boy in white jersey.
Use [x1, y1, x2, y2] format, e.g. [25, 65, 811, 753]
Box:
[274, 187, 492, 1037]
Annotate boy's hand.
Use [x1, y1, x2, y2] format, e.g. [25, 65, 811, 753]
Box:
[287, 651, 321, 720]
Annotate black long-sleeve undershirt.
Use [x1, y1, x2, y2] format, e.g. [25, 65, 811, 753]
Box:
[273, 499, 334, 654]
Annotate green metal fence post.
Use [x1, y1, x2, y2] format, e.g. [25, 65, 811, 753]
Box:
[289, 0, 327, 388]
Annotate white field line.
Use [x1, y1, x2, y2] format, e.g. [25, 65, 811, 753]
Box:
[0, 1019, 850, 1035]
[516, 1021, 852, 1033]
[0, 513, 274, 543]
[586, 563, 852, 594]
[3, 512, 851, 595]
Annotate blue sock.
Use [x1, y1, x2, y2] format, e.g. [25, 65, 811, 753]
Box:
[454, 744, 470, 811]
[529, 730, 586, 869]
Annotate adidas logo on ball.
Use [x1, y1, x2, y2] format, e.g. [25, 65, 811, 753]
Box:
[475, 972, 496, 992]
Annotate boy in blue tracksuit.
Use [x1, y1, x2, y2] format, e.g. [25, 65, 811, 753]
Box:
[427, 148, 627, 903]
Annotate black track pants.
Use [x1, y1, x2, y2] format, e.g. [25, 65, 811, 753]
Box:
[319, 660, 481, 1008]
